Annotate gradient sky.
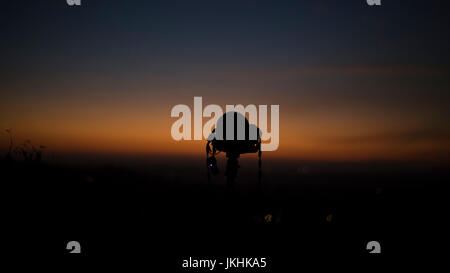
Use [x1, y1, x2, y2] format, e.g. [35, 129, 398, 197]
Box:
[1, 0, 450, 162]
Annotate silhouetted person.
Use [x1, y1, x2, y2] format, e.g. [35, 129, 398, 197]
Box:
[205, 112, 262, 187]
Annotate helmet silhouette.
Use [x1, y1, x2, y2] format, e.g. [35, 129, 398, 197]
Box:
[205, 112, 262, 184]
[206, 111, 261, 158]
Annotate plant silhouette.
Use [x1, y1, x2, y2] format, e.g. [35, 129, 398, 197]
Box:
[3, 129, 46, 163]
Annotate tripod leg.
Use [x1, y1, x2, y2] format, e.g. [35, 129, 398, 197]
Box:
[258, 148, 262, 187]
[206, 141, 211, 157]
[258, 149, 262, 168]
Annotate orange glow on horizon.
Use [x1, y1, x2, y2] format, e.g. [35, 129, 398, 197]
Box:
[1, 97, 449, 162]
[2, 65, 449, 162]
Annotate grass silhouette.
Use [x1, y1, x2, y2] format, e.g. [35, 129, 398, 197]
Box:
[3, 128, 46, 163]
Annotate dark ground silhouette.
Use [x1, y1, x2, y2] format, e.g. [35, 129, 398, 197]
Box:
[2, 154, 448, 268]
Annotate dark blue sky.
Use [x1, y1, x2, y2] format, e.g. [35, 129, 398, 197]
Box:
[1, 0, 449, 79]
[1, 0, 449, 160]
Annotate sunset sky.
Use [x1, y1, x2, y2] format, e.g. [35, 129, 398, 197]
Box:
[1, 0, 449, 162]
